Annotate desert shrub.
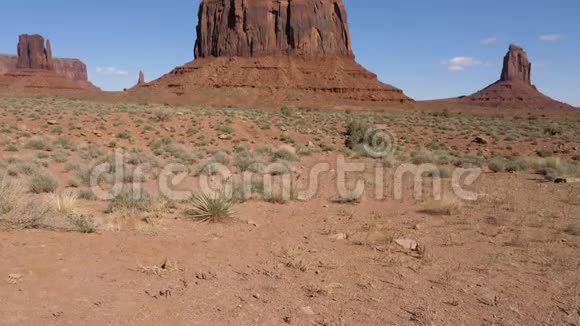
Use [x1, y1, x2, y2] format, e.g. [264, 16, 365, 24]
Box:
[455, 153, 485, 168]
[345, 118, 371, 151]
[296, 144, 316, 156]
[78, 189, 97, 201]
[212, 150, 230, 165]
[4, 144, 17, 152]
[17, 163, 39, 176]
[29, 173, 58, 194]
[266, 160, 290, 176]
[187, 191, 234, 223]
[235, 151, 266, 173]
[197, 161, 224, 176]
[255, 145, 274, 155]
[0, 174, 25, 215]
[14, 201, 51, 229]
[488, 157, 507, 173]
[116, 130, 132, 140]
[273, 147, 299, 162]
[422, 197, 462, 216]
[67, 214, 97, 233]
[536, 149, 553, 158]
[151, 109, 172, 122]
[53, 137, 75, 150]
[25, 137, 53, 151]
[217, 124, 234, 134]
[163, 144, 198, 163]
[107, 187, 153, 213]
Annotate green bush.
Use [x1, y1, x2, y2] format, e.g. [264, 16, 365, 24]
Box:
[29, 173, 58, 194]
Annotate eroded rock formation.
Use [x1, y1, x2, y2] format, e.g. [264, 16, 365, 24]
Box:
[137, 71, 145, 85]
[195, 0, 353, 58]
[138, 0, 413, 107]
[16, 34, 53, 70]
[0, 34, 99, 93]
[500, 44, 531, 84]
[461, 44, 571, 109]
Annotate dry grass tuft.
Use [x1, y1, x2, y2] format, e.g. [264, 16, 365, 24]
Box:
[421, 197, 462, 216]
[138, 259, 179, 277]
[49, 191, 78, 216]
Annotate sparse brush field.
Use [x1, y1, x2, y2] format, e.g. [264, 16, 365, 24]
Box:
[1, 95, 580, 325]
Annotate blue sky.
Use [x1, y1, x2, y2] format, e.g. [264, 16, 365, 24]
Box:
[1, 0, 578, 106]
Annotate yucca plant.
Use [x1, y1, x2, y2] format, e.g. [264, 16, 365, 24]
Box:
[187, 190, 235, 223]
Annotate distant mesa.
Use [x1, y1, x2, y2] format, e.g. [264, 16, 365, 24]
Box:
[0, 34, 98, 93]
[461, 44, 572, 109]
[136, 0, 413, 107]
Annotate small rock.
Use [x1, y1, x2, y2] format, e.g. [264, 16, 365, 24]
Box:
[413, 224, 421, 230]
[307, 141, 315, 148]
[300, 306, 315, 316]
[176, 112, 184, 116]
[283, 316, 292, 324]
[328, 233, 348, 241]
[218, 134, 232, 140]
[7, 273, 22, 284]
[473, 136, 489, 145]
[554, 178, 567, 184]
[253, 293, 261, 299]
[394, 239, 419, 251]
[247, 220, 258, 227]
[47, 120, 57, 125]
[280, 126, 288, 132]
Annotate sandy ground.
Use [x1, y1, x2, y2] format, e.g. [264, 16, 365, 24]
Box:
[1, 96, 579, 325]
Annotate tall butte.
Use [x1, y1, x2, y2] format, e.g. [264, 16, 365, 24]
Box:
[462, 44, 572, 109]
[138, 0, 413, 107]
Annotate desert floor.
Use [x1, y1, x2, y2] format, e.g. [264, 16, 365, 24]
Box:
[1, 95, 579, 325]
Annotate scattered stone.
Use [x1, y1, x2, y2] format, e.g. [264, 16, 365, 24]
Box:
[218, 134, 232, 140]
[329, 233, 348, 241]
[307, 141, 315, 148]
[473, 136, 489, 145]
[300, 306, 315, 316]
[246, 220, 258, 227]
[394, 239, 419, 251]
[176, 112, 184, 116]
[47, 120, 57, 125]
[6, 273, 22, 284]
[92, 130, 103, 137]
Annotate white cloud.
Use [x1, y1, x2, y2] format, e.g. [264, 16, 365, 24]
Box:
[539, 34, 562, 42]
[445, 56, 482, 72]
[96, 67, 129, 76]
[481, 36, 498, 45]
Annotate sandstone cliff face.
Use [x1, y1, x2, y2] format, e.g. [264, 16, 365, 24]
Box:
[500, 44, 531, 84]
[195, 0, 353, 58]
[52, 58, 89, 81]
[0, 54, 89, 82]
[16, 34, 53, 70]
[0, 55, 18, 75]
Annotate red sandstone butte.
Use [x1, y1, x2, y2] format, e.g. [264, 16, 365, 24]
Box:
[462, 44, 572, 109]
[137, 0, 413, 107]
